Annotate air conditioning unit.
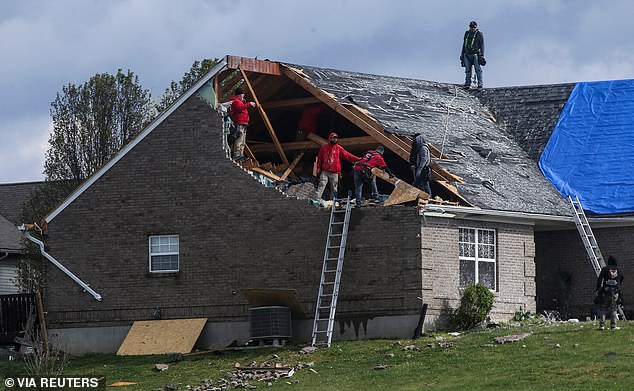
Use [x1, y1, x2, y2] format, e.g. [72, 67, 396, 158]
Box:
[249, 306, 292, 341]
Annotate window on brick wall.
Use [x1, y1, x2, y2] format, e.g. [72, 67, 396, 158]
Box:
[459, 227, 496, 290]
[149, 235, 179, 273]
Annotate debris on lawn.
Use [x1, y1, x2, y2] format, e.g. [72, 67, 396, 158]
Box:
[403, 345, 421, 351]
[374, 364, 390, 370]
[154, 363, 169, 372]
[493, 332, 533, 344]
[108, 381, 137, 387]
[385, 353, 395, 358]
[300, 346, 319, 354]
[170, 359, 315, 391]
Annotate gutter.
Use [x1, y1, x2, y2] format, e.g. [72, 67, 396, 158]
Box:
[421, 204, 572, 223]
[18, 225, 102, 301]
[420, 204, 634, 228]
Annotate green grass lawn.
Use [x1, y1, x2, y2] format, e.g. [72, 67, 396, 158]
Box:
[2, 320, 634, 390]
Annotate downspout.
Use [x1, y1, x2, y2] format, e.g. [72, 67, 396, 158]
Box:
[18, 226, 102, 301]
[0, 252, 8, 261]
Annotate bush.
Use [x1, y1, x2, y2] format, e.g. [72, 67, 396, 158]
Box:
[451, 284, 495, 330]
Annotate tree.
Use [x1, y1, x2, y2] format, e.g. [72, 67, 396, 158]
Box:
[44, 69, 153, 183]
[17, 69, 152, 292]
[155, 58, 220, 113]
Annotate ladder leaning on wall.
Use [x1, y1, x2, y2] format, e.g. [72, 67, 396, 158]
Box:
[568, 195, 626, 320]
[311, 196, 353, 347]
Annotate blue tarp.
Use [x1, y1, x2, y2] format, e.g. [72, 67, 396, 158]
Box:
[539, 80, 634, 214]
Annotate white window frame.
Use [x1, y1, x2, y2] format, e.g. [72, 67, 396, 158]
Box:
[458, 227, 497, 291]
[148, 235, 180, 273]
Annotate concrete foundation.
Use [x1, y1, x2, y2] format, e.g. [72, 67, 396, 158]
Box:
[50, 313, 441, 355]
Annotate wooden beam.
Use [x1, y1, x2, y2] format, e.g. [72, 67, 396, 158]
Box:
[240, 67, 289, 164]
[280, 151, 305, 181]
[372, 168, 429, 206]
[264, 96, 321, 109]
[249, 135, 377, 153]
[282, 66, 409, 161]
[342, 103, 412, 154]
[250, 166, 283, 181]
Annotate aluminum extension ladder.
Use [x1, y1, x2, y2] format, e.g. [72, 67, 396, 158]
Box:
[311, 196, 353, 346]
[568, 195, 626, 320]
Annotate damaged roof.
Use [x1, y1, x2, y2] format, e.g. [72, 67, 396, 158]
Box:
[288, 64, 571, 216]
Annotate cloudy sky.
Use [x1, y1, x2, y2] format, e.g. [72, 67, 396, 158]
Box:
[2, 0, 633, 183]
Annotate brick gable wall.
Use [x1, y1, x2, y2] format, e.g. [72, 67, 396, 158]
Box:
[42, 95, 424, 328]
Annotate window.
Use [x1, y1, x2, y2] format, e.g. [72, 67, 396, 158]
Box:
[459, 227, 496, 290]
[149, 235, 179, 273]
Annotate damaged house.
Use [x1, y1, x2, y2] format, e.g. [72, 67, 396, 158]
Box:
[20, 55, 634, 353]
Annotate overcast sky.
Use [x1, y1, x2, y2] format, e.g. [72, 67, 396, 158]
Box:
[2, 0, 633, 183]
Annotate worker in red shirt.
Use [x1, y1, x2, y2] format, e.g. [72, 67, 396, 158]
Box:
[296, 104, 327, 141]
[230, 87, 256, 162]
[315, 132, 360, 202]
[353, 146, 392, 205]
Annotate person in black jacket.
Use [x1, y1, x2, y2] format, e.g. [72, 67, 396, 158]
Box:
[410, 133, 432, 197]
[460, 21, 485, 89]
[596, 255, 624, 330]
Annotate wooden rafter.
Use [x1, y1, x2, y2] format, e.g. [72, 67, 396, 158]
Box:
[264, 97, 321, 109]
[342, 103, 412, 154]
[248, 135, 377, 153]
[239, 67, 289, 164]
[280, 151, 305, 181]
[282, 66, 409, 161]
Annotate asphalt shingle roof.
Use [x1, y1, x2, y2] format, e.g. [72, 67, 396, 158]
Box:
[288, 64, 571, 216]
[0, 181, 44, 223]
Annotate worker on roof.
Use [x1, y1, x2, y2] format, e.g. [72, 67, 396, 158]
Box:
[410, 133, 432, 197]
[595, 255, 624, 330]
[460, 21, 485, 89]
[296, 104, 327, 141]
[230, 87, 256, 162]
[353, 145, 392, 207]
[315, 132, 360, 202]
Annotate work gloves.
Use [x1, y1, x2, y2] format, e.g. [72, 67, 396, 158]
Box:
[460, 55, 465, 67]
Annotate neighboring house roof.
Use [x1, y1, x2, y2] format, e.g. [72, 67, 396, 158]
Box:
[0, 214, 21, 252]
[290, 64, 571, 216]
[475, 83, 576, 163]
[0, 181, 44, 223]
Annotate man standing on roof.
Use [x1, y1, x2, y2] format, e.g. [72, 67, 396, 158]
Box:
[315, 132, 360, 202]
[595, 255, 624, 330]
[296, 104, 327, 141]
[410, 133, 432, 197]
[353, 145, 392, 207]
[460, 21, 485, 89]
[230, 87, 256, 162]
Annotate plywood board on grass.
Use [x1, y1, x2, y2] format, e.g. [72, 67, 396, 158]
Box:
[116, 318, 207, 356]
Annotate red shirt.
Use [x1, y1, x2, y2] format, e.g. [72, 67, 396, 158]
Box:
[297, 104, 327, 134]
[316, 133, 360, 174]
[354, 150, 387, 172]
[230, 95, 252, 125]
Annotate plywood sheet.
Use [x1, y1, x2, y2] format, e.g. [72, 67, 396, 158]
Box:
[240, 288, 307, 319]
[116, 318, 207, 356]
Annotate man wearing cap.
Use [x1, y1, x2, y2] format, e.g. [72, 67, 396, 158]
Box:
[230, 87, 256, 162]
[460, 21, 485, 89]
[315, 132, 360, 202]
[353, 145, 392, 206]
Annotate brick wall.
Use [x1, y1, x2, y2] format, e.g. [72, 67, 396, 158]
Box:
[535, 227, 634, 318]
[42, 95, 424, 328]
